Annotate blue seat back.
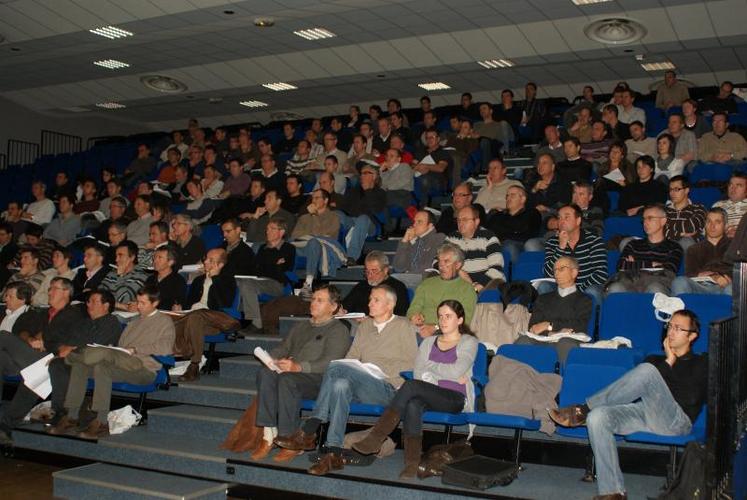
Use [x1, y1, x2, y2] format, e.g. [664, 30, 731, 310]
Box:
[606, 251, 620, 276]
[221, 289, 242, 320]
[603, 216, 644, 241]
[565, 348, 635, 374]
[599, 293, 663, 355]
[496, 344, 558, 373]
[513, 251, 544, 282]
[199, 224, 224, 250]
[689, 187, 722, 208]
[559, 363, 628, 408]
[677, 293, 733, 353]
[689, 162, 734, 184]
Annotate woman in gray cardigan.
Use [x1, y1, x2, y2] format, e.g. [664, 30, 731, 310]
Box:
[352, 299, 478, 478]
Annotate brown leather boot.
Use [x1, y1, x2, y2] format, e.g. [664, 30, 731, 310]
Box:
[274, 429, 317, 451]
[220, 398, 260, 452]
[399, 435, 422, 479]
[47, 415, 79, 435]
[351, 408, 401, 455]
[78, 419, 110, 440]
[178, 362, 200, 382]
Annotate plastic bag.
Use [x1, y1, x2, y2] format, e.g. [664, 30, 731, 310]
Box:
[108, 405, 142, 435]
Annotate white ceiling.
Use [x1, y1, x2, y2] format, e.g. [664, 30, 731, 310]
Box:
[0, 0, 746, 129]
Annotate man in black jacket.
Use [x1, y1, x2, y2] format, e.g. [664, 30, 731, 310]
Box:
[220, 218, 255, 276]
[145, 246, 187, 311]
[72, 243, 109, 301]
[334, 164, 387, 266]
[484, 185, 541, 263]
[173, 248, 239, 382]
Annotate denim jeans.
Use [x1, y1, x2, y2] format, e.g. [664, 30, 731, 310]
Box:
[297, 238, 324, 278]
[670, 276, 732, 296]
[337, 212, 374, 260]
[311, 363, 397, 447]
[586, 363, 692, 495]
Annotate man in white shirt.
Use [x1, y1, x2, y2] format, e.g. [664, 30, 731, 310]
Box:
[0, 282, 32, 333]
[625, 121, 657, 164]
[474, 159, 522, 212]
[22, 181, 55, 226]
[618, 89, 646, 125]
[713, 172, 747, 238]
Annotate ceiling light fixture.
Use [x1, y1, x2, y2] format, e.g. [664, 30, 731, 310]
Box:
[93, 59, 130, 69]
[477, 58, 515, 69]
[418, 82, 451, 91]
[293, 28, 336, 40]
[262, 82, 297, 91]
[572, 0, 613, 5]
[240, 100, 269, 108]
[89, 26, 133, 39]
[95, 102, 126, 109]
[140, 75, 188, 94]
[584, 17, 647, 45]
[641, 61, 676, 72]
[254, 18, 275, 27]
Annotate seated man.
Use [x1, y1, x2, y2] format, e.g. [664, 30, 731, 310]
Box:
[515, 256, 593, 363]
[21, 181, 55, 226]
[42, 193, 81, 247]
[550, 309, 706, 500]
[527, 153, 573, 224]
[250, 284, 351, 460]
[220, 218, 255, 277]
[2, 247, 45, 298]
[557, 137, 593, 183]
[379, 147, 414, 210]
[435, 182, 485, 235]
[443, 206, 505, 291]
[407, 243, 476, 338]
[413, 129, 452, 204]
[94, 195, 130, 242]
[664, 175, 706, 252]
[137, 221, 171, 270]
[274, 285, 418, 472]
[290, 189, 343, 296]
[484, 185, 542, 264]
[282, 175, 310, 216]
[13, 223, 55, 270]
[145, 246, 187, 310]
[100, 241, 149, 310]
[173, 248, 240, 382]
[0, 282, 32, 334]
[607, 204, 683, 294]
[50, 284, 174, 439]
[171, 214, 206, 268]
[671, 207, 733, 295]
[72, 243, 109, 301]
[244, 189, 296, 243]
[33, 246, 75, 306]
[126, 195, 153, 247]
[713, 172, 747, 238]
[238, 218, 295, 330]
[392, 210, 446, 275]
[0, 278, 85, 444]
[474, 158, 522, 213]
[697, 112, 747, 164]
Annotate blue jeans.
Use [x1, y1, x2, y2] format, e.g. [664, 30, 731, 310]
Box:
[297, 238, 323, 278]
[311, 363, 396, 447]
[586, 363, 692, 495]
[671, 276, 732, 296]
[337, 212, 374, 260]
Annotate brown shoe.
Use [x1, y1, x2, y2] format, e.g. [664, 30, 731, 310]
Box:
[548, 405, 588, 427]
[272, 448, 302, 463]
[250, 439, 274, 460]
[78, 420, 110, 440]
[308, 452, 344, 476]
[221, 398, 260, 452]
[593, 493, 627, 500]
[178, 362, 200, 382]
[274, 429, 317, 451]
[47, 415, 79, 435]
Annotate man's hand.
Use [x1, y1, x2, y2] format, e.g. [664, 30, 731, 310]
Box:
[255, 207, 267, 218]
[727, 225, 737, 238]
[276, 358, 301, 372]
[57, 345, 76, 358]
[458, 269, 472, 284]
[625, 255, 635, 263]
[410, 313, 425, 327]
[420, 325, 437, 337]
[535, 204, 549, 213]
[530, 322, 552, 334]
[307, 203, 317, 215]
[558, 230, 570, 249]
[714, 274, 732, 288]
[626, 206, 641, 216]
[402, 227, 416, 243]
[29, 338, 44, 351]
[663, 337, 677, 366]
[414, 164, 430, 174]
[713, 152, 732, 163]
[126, 302, 138, 313]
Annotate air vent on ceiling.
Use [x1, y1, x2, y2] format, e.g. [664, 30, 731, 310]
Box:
[61, 106, 90, 113]
[140, 75, 188, 94]
[271, 111, 304, 121]
[584, 18, 647, 45]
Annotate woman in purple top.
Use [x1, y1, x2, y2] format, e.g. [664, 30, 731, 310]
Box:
[352, 300, 479, 478]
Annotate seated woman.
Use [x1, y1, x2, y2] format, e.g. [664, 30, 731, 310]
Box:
[618, 155, 668, 216]
[654, 133, 685, 182]
[352, 300, 478, 478]
[595, 141, 636, 193]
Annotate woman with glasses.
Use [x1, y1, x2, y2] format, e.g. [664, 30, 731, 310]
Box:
[550, 309, 707, 500]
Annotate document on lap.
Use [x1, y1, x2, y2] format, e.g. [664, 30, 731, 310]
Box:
[20, 353, 55, 398]
[254, 347, 282, 373]
[330, 359, 388, 380]
[87, 343, 132, 355]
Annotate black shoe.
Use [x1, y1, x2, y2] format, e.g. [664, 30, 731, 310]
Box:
[0, 430, 13, 447]
[345, 257, 357, 267]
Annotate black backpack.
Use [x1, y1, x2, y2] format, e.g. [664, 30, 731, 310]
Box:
[657, 441, 706, 499]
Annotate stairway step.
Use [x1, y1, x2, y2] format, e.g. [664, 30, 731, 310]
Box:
[210, 336, 282, 355]
[143, 375, 254, 409]
[279, 316, 308, 337]
[328, 281, 355, 297]
[54, 462, 228, 499]
[334, 266, 364, 281]
[218, 356, 261, 381]
[148, 405, 243, 442]
[363, 238, 401, 252]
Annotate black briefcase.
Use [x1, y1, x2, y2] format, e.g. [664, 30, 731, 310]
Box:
[441, 455, 519, 490]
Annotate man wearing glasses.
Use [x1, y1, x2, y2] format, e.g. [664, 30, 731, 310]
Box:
[664, 176, 706, 253]
[393, 210, 445, 275]
[607, 204, 683, 295]
[435, 182, 485, 235]
[550, 309, 707, 500]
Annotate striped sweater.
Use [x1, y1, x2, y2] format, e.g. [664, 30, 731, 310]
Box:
[444, 229, 505, 285]
[617, 238, 683, 274]
[544, 230, 607, 290]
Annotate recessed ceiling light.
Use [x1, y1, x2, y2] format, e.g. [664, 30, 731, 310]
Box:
[477, 58, 515, 69]
[240, 100, 269, 108]
[262, 82, 297, 91]
[89, 26, 133, 39]
[254, 17, 275, 27]
[572, 0, 613, 5]
[418, 82, 451, 91]
[95, 102, 125, 109]
[293, 28, 336, 40]
[641, 61, 676, 72]
[93, 59, 130, 69]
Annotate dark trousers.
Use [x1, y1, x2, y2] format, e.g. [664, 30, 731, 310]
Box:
[173, 310, 240, 363]
[388, 379, 465, 437]
[255, 367, 322, 435]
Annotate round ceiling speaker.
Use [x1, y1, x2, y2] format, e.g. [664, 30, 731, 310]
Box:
[584, 18, 647, 45]
[140, 75, 188, 94]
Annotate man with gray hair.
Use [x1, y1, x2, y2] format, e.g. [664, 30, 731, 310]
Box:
[171, 213, 205, 268]
[338, 250, 410, 316]
[274, 284, 418, 472]
[407, 243, 476, 338]
[515, 256, 593, 363]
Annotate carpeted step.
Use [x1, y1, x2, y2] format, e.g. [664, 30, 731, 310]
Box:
[148, 405, 243, 442]
[334, 266, 364, 281]
[218, 356, 262, 381]
[362, 238, 401, 252]
[143, 374, 254, 409]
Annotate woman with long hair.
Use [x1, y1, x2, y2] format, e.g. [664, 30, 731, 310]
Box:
[654, 133, 684, 182]
[352, 300, 479, 478]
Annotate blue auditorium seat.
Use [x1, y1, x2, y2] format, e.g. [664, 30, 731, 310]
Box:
[689, 163, 733, 184]
[676, 293, 733, 354]
[512, 251, 544, 282]
[689, 187, 723, 208]
[564, 348, 635, 375]
[599, 293, 662, 358]
[199, 224, 224, 250]
[203, 290, 241, 373]
[606, 251, 620, 276]
[105, 355, 174, 416]
[603, 216, 644, 241]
